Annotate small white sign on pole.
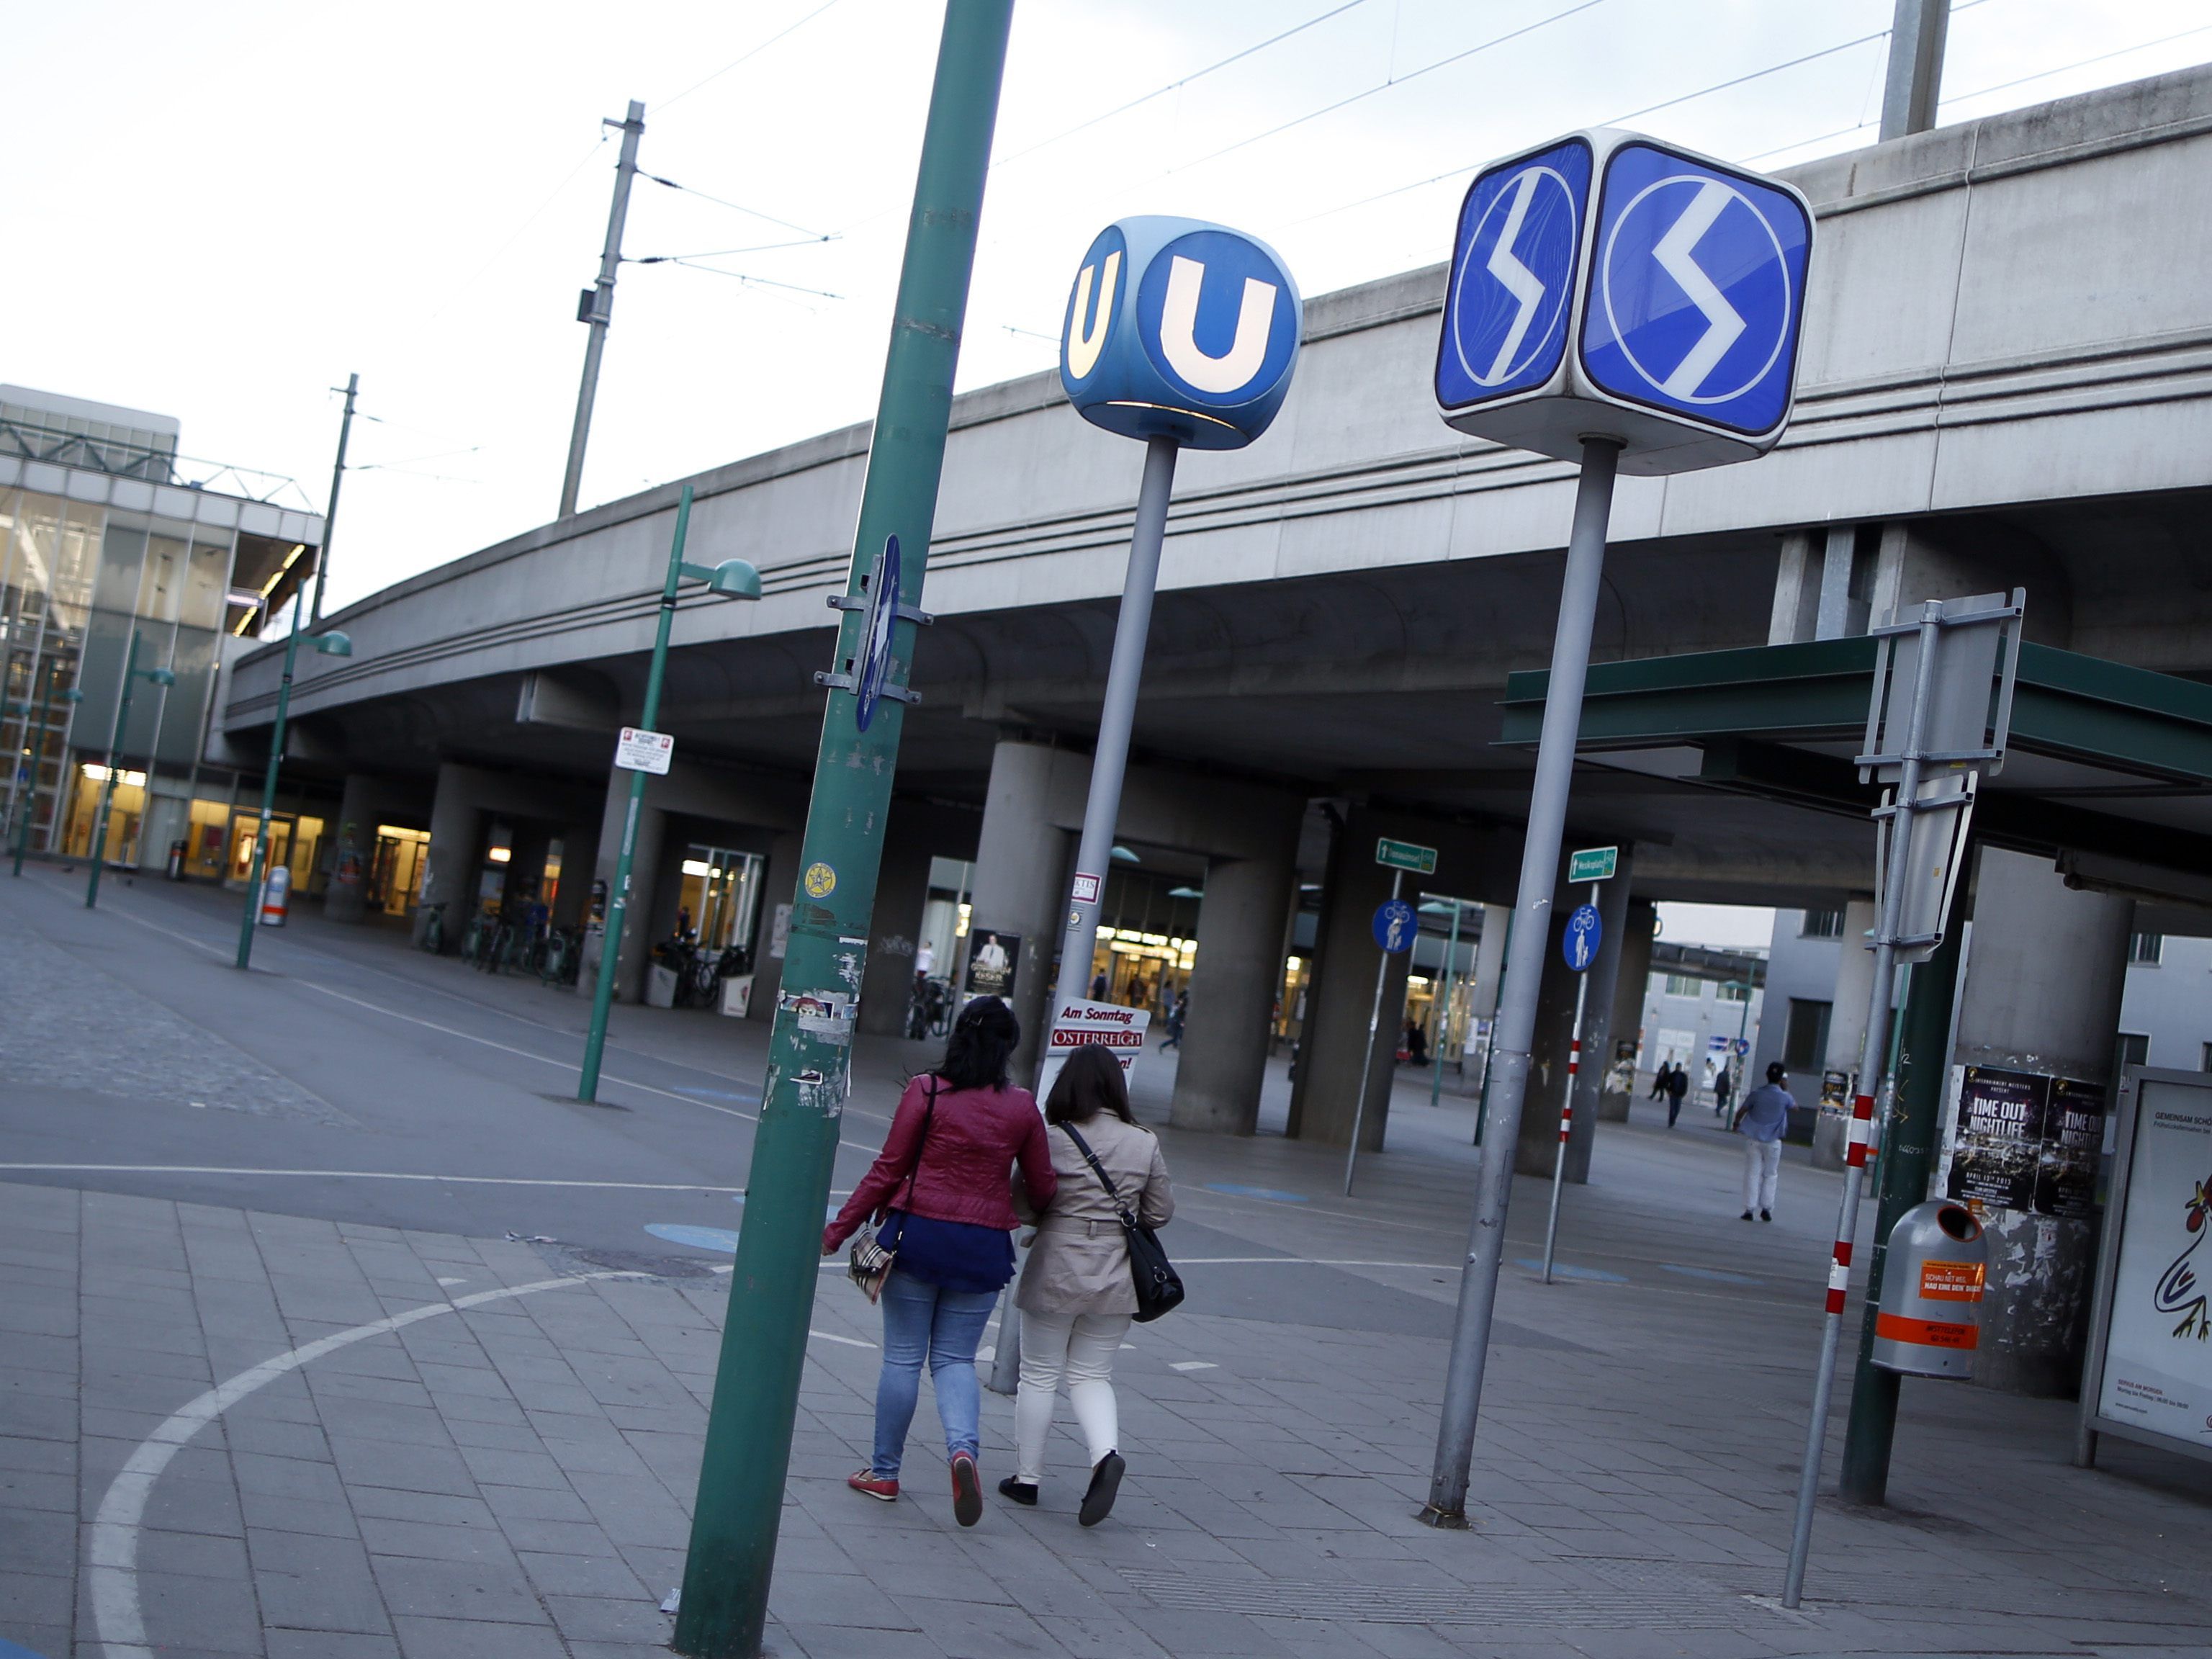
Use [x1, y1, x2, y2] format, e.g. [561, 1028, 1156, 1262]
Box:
[1036, 997, 1151, 1103]
[615, 727, 674, 774]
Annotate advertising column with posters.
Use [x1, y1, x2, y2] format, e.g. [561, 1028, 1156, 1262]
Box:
[2082, 1068, 2212, 1465]
[1939, 1065, 2108, 1221]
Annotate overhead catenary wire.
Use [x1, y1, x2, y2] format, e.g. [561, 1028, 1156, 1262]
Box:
[640, 172, 832, 241]
[990, 0, 1371, 168]
[653, 0, 845, 116]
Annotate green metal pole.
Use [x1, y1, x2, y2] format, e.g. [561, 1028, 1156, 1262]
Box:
[578, 484, 693, 1103]
[84, 629, 141, 909]
[12, 660, 63, 878]
[1838, 863, 1969, 1503]
[672, 6, 1012, 1653]
[1431, 898, 1461, 1107]
[235, 626, 305, 968]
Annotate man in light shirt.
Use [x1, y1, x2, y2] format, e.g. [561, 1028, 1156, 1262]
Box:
[1733, 1061, 1796, 1222]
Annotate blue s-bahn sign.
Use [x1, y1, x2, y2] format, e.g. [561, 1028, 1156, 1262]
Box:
[1436, 128, 1813, 476]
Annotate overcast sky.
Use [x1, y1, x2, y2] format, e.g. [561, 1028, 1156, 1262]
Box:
[10, 0, 2208, 618]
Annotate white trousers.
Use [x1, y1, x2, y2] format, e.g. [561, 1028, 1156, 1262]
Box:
[1014, 1308, 1130, 1483]
[1743, 1138, 1782, 1213]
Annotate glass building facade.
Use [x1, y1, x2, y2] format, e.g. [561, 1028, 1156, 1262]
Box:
[1, 386, 325, 881]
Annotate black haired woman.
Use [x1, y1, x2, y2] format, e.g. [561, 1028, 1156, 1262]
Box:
[822, 996, 1056, 1526]
[999, 1043, 1174, 1526]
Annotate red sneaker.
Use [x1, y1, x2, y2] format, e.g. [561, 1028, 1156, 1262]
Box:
[950, 1452, 983, 1527]
[846, 1470, 899, 1502]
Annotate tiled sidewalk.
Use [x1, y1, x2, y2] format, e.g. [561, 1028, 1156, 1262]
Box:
[6, 1172, 2209, 1659]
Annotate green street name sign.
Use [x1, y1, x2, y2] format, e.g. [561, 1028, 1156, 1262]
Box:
[1376, 837, 1438, 875]
[1568, 845, 1619, 883]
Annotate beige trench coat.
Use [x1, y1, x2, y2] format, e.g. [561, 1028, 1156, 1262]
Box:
[1012, 1114, 1174, 1318]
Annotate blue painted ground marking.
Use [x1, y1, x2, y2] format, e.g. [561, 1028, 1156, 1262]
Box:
[1660, 1262, 1764, 1286]
[646, 1223, 739, 1254]
[1202, 1183, 1309, 1203]
[0, 1639, 54, 1659]
[1515, 1258, 1628, 1284]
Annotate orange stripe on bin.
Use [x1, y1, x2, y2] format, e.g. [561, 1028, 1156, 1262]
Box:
[1874, 1312, 1977, 1350]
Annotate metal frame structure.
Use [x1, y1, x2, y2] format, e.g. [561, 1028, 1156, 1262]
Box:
[2077, 1063, 2212, 1471]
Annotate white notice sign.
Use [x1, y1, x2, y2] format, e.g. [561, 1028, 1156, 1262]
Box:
[1035, 997, 1151, 1102]
[2096, 1078, 2212, 1448]
[615, 727, 673, 774]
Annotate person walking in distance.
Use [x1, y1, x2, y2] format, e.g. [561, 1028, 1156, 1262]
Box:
[1663, 1061, 1689, 1128]
[1734, 1061, 1796, 1221]
[1001, 1044, 1174, 1526]
[1649, 1060, 1673, 1104]
[1160, 988, 1187, 1051]
[823, 997, 1057, 1525]
[1712, 1061, 1734, 1121]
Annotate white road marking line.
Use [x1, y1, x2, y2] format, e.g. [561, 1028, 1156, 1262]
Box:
[0, 1164, 745, 1192]
[1174, 1256, 1456, 1269]
[87, 1263, 867, 1658]
[90, 1270, 647, 1659]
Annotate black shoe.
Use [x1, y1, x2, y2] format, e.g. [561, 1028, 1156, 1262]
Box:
[1740, 1210, 1755, 1221]
[1079, 1452, 1125, 1528]
[950, 1452, 982, 1527]
[997, 1476, 1038, 1506]
[1761, 1210, 1773, 1223]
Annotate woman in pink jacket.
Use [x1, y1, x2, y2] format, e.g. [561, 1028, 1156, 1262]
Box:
[822, 997, 1056, 1525]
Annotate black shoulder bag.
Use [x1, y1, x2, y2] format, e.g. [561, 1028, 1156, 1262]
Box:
[1060, 1123, 1184, 1323]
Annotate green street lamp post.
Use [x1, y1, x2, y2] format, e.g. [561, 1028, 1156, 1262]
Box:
[84, 630, 175, 908]
[234, 621, 352, 968]
[577, 482, 760, 1102]
[11, 663, 81, 878]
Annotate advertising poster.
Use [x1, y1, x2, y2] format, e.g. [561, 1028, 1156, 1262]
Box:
[1948, 1066, 2046, 1213]
[2096, 1079, 2212, 1448]
[2036, 1076, 2107, 1220]
[1035, 997, 1151, 1101]
[962, 928, 1019, 1001]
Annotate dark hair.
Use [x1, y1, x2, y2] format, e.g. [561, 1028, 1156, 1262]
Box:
[935, 997, 1019, 1091]
[1045, 1043, 1135, 1126]
[1766, 1061, 1787, 1083]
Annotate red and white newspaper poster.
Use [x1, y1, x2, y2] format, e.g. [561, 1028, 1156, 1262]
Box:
[1035, 997, 1151, 1102]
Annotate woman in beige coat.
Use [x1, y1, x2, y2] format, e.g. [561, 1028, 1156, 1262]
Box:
[1001, 1043, 1174, 1525]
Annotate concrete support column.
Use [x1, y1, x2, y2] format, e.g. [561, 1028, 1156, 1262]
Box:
[961, 739, 1070, 1082]
[1287, 809, 1408, 1152]
[413, 763, 484, 950]
[1951, 846, 2133, 1398]
[747, 830, 805, 1025]
[1170, 809, 1301, 1135]
[325, 773, 382, 924]
[855, 800, 962, 1038]
[1812, 895, 1879, 1169]
[1598, 898, 1656, 1121]
[581, 765, 667, 1004]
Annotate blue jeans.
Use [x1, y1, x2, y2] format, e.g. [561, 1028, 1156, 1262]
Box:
[871, 1270, 999, 1478]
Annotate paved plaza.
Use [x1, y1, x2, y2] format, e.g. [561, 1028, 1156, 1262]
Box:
[2, 867, 2207, 1659]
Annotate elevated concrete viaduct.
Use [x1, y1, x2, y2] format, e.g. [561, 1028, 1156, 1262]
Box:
[223, 66, 2212, 1178]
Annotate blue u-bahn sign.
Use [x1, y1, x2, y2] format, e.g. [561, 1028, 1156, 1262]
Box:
[1435, 128, 1813, 475]
[1061, 215, 1302, 451]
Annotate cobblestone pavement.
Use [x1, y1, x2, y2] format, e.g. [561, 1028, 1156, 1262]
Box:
[3, 871, 2210, 1658]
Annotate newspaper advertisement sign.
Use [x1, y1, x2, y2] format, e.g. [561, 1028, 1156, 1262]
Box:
[2091, 1074, 2212, 1455]
[1036, 997, 1151, 1101]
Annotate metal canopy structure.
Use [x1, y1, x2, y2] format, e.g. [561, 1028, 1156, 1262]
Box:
[1500, 637, 2212, 920]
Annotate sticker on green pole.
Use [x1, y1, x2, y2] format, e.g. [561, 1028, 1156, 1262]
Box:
[1376, 837, 1437, 875]
[1568, 845, 1617, 883]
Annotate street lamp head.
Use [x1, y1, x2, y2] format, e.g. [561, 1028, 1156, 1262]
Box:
[313, 631, 354, 657]
[146, 667, 177, 688]
[706, 559, 762, 601]
[61, 688, 83, 703]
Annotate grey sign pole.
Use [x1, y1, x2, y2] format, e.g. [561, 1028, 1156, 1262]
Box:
[1343, 866, 1406, 1196]
[1046, 433, 1179, 1028]
[989, 431, 1177, 1399]
[1539, 880, 1599, 1284]
[1422, 436, 1619, 1527]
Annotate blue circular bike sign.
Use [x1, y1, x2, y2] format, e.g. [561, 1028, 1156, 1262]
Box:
[1372, 899, 1416, 954]
[1562, 904, 1603, 972]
